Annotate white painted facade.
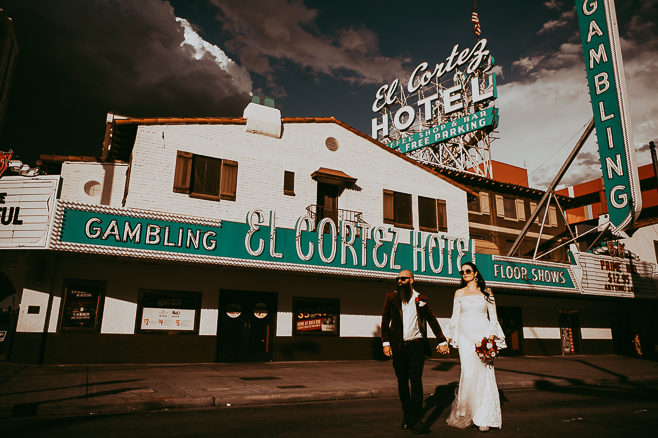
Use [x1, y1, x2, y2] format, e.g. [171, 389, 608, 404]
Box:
[98, 122, 469, 242]
[3, 109, 481, 363]
[50, 115, 471, 337]
[4, 105, 651, 363]
[59, 162, 128, 207]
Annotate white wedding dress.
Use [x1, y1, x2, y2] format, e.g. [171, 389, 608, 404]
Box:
[444, 292, 506, 429]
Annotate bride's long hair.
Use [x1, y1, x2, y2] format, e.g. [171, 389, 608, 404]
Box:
[459, 262, 493, 302]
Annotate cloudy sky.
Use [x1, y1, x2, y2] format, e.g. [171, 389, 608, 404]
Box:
[1, 0, 656, 189]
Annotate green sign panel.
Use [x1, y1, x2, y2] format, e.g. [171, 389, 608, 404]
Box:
[389, 107, 498, 154]
[58, 207, 474, 280]
[54, 206, 578, 292]
[476, 255, 576, 291]
[575, 0, 641, 232]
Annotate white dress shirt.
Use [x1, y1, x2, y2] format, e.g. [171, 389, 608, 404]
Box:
[402, 290, 422, 341]
[383, 289, 447, 347]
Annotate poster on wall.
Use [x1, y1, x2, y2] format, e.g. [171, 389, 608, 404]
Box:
[137, 289, 201, 334]
[140, 308, 195, 331]
[60, 281, 105, 330]
[560, 327, 575, 354]
[295, 314, 337, 333]
[293, 297, 339, 336]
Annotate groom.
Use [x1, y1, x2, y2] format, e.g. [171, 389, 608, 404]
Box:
[381, 269, 449, 433]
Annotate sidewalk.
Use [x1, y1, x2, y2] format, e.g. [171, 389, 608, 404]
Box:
[1, 355, 657, 418]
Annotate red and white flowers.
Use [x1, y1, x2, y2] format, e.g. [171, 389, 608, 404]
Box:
[475, 337, 498, 366]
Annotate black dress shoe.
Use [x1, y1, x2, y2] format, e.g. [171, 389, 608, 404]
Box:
[411, 421, 429, 435]
[401, 422, 410, 430]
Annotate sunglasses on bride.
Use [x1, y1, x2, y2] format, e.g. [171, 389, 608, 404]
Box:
[459, 268, 474, 276]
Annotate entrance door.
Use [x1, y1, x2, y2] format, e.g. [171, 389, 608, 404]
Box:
[559, 311, 582, 355]
[217, 290, 277, 362]
[316, 182, 339, 224]
[610, 312, 633, 356]
[497, 307, 523, 356]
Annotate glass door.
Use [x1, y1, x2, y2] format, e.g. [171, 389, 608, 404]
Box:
[217, 290, 277, 362]
[497, 307, 523, 356]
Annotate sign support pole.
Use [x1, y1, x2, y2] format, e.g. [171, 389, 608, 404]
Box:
[507, 118, 594, 258]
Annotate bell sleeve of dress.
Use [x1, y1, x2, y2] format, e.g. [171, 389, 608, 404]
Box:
[443, 297, 461, 348]
[486, 296, 507, 349]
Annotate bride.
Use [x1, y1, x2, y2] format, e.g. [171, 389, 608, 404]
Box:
[444, 262, 506, 432]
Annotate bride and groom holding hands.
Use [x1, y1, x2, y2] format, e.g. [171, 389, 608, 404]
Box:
[381, 262, 506, 433]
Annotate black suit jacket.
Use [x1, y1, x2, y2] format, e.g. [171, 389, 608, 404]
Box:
[381, 290, 446, 356]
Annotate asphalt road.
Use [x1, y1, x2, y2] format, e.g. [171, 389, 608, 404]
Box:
[6, 381, 658, 437]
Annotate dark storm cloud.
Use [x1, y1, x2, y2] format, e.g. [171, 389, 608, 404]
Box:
[560, 164, 602, 187]
[1, 0, 251, 163]
[212, 0, 408, 89]
[530, 151, 603, 190]
[534, 160, 602, 189]
[574, 151, 602, 167]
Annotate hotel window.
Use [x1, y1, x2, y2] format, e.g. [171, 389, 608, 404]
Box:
[137, 289, 202, 335]
[529, 202, 540, 224]
[467, 196, 480, 213]
[173, 151, 238, 201]
[515, 199, 526, 221]
[418, 196, 447, 232]
[548, 206, 558, 227]
[495, 195, 517, 220]
[283, 171, 295, 196]
[383, 189, 413, 228]
[479, 192, 491, 215]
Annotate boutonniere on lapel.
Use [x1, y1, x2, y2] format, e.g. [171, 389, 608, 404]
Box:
[415, 296, 427, 307]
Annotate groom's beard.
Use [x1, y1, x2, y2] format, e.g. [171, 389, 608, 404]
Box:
[397, 283, 412, 301]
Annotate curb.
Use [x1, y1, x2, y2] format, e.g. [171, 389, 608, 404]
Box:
[2, 376, 657, 419]
[496, 375, 658, 391]
[217, 390, 378, 406]
[163, 396, 215, 408]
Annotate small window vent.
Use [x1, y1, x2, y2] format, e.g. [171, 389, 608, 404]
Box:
[84, 181, 102, 197]
[325, 137, 339, 151]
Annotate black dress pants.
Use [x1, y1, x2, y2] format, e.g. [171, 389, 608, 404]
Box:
[392, 339, 425, 424]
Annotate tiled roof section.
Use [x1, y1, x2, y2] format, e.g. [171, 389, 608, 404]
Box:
[102, 115, 477, 197]
[113, 117, 247, 126]
[425, 163, 576, 205]
[37, 155, 125, 175]
[104, 117, 246, 162]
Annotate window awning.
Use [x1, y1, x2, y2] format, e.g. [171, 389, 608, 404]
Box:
[311, 167, 357, 187]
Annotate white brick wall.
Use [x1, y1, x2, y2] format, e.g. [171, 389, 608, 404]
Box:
[60, 162, 128, 207]
[119, 121, 469, 242]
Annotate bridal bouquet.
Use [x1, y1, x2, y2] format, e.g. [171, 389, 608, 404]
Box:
[475, 337, 498, 366]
